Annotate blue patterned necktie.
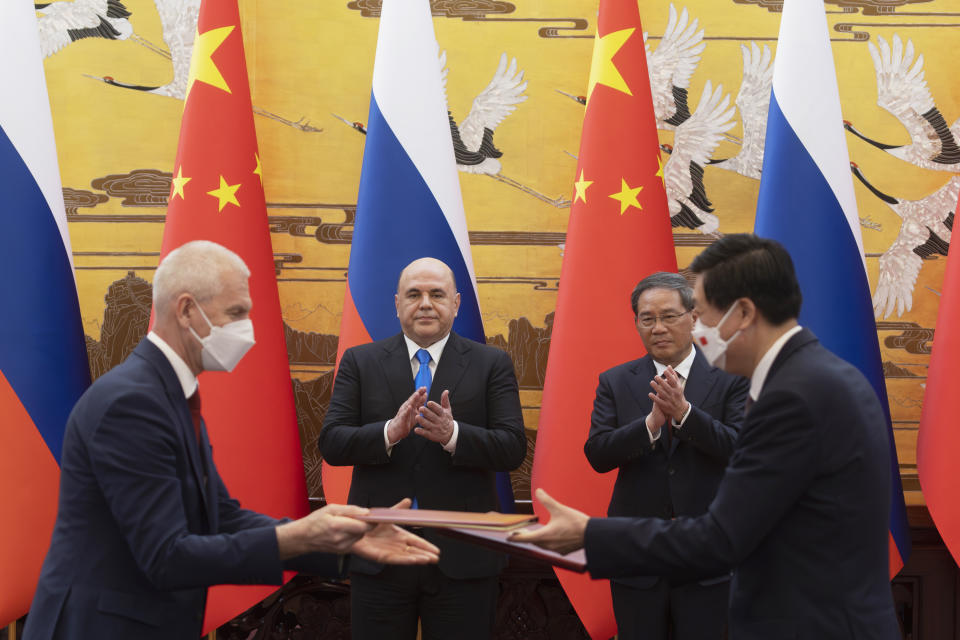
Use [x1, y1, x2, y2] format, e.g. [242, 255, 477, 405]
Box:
[414, 348, 432, 395]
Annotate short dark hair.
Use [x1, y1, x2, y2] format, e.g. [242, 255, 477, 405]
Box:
[630, 272, 694, 316]
[689, 234, 802, 325]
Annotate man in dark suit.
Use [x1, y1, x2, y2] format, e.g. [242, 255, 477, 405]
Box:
[319, 257, 527, 640]
[513, 234, 900, 640]
[23, 241, 438, 640]
[584, 271, 747, 640]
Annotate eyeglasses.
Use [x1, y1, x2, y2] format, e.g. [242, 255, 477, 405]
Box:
[637, 311, 690, 329]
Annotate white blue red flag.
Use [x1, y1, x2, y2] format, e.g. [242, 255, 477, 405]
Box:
[323, 0, 514, 510]
[754, 0, 910, 576]
[0, 0, 91, 624]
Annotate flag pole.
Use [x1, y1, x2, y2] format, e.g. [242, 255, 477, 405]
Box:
[9, 620, 17, 640]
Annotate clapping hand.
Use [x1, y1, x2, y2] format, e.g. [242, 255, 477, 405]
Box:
[415, 389, 455, 445]
[649, 366, 689, 423]
[387, 387, 428, 445]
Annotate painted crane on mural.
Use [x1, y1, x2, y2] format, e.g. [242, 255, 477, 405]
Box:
[851, 162, 957, 319]
[708, 42, 773, 180]
[37, 0, 320, 132]
[334, 51, 570, 209]
[845, 34, 960, 172]
[644, 3, 705, 133]
[35, 0, 133, 56]
[444, 52, 570, 207]
[843, 34, 960, 317]
[661, 80, 735, 235]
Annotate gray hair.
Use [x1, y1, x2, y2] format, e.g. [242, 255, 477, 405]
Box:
[630, 272, 694, 316]
[152, 240, 249, 315]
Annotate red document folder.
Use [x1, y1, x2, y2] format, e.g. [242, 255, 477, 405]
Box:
[437, 525, 588, 573]
[353, 508, 586, 572]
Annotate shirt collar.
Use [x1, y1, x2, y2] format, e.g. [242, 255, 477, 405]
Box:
[147, 331, 198, 399]
[749, 325, 803, 401]
[403, 332, 451, 365]
[652, 345, 696, 380]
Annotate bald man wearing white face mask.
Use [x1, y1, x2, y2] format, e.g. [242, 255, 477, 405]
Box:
[24, 241, 439, 640]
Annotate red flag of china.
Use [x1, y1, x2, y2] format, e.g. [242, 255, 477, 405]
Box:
[530, 0, 677, 637]
[158, 0, 306, 632]
[918, 196, 960, 567]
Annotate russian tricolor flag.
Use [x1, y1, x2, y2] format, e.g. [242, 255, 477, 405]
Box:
[323, 0, 514, 510]
[754, 0, 910, 576]
[0, 0, 91, 624]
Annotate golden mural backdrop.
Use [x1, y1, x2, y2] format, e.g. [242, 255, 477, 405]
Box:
[42, 0, 957, 504]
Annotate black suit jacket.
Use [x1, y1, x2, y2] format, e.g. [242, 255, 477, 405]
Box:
[584, 329, 900, 639]
[319, 331, 526, 579]
[584, 348, 748, 587]
[24, 339, 338, 640]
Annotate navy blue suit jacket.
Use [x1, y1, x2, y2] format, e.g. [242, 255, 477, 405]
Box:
[319, 331, 526, 579]
[584, 348, 748, 587]
[24, 339, 338, 640]
[584, 329, 900, 639]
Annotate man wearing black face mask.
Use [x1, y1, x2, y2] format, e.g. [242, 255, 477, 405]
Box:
[513, 235, 900, 640]
[23, 241, 439, 640]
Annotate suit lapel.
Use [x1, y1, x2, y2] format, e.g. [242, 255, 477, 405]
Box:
[669, 349, 714, 456]
[430, 332, 469, 403]
[379, 333, 416, 409]
[134, 339, 211, 521]
[683, 349, 716, 408]
[627, 356, 656, 413]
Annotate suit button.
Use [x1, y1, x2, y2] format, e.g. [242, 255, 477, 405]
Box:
[668, 467, 675, 476]
[414, 463, 422, 471]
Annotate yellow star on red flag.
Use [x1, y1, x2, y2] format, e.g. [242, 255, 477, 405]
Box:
[609, 178, 643, 215]
[207, 175, 241, 212]
[574, 170, 593, 204]
[186, 25, 234, 100]
[587, 27, 635, 102]
[170, 166, 190, 201]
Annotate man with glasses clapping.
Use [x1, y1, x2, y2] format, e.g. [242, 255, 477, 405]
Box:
[582, 271, 749, 640]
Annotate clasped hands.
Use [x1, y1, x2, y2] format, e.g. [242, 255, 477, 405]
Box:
[386, 387, 454, 446]
[645, 365, 690, 437]
[277, 498, 439, 565]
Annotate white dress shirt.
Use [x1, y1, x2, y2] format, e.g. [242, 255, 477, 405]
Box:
[384, 332, 459, 454]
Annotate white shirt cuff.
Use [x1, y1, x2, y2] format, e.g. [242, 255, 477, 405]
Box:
[646, 416, 662, 444]
[672, 402, 692, 428]
[442, 421, 459, 453]
[384, 420, 394, 456]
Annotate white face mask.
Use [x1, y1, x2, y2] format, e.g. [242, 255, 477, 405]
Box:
[188, 301, 255, 372]
[691, 302, 741, 370]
